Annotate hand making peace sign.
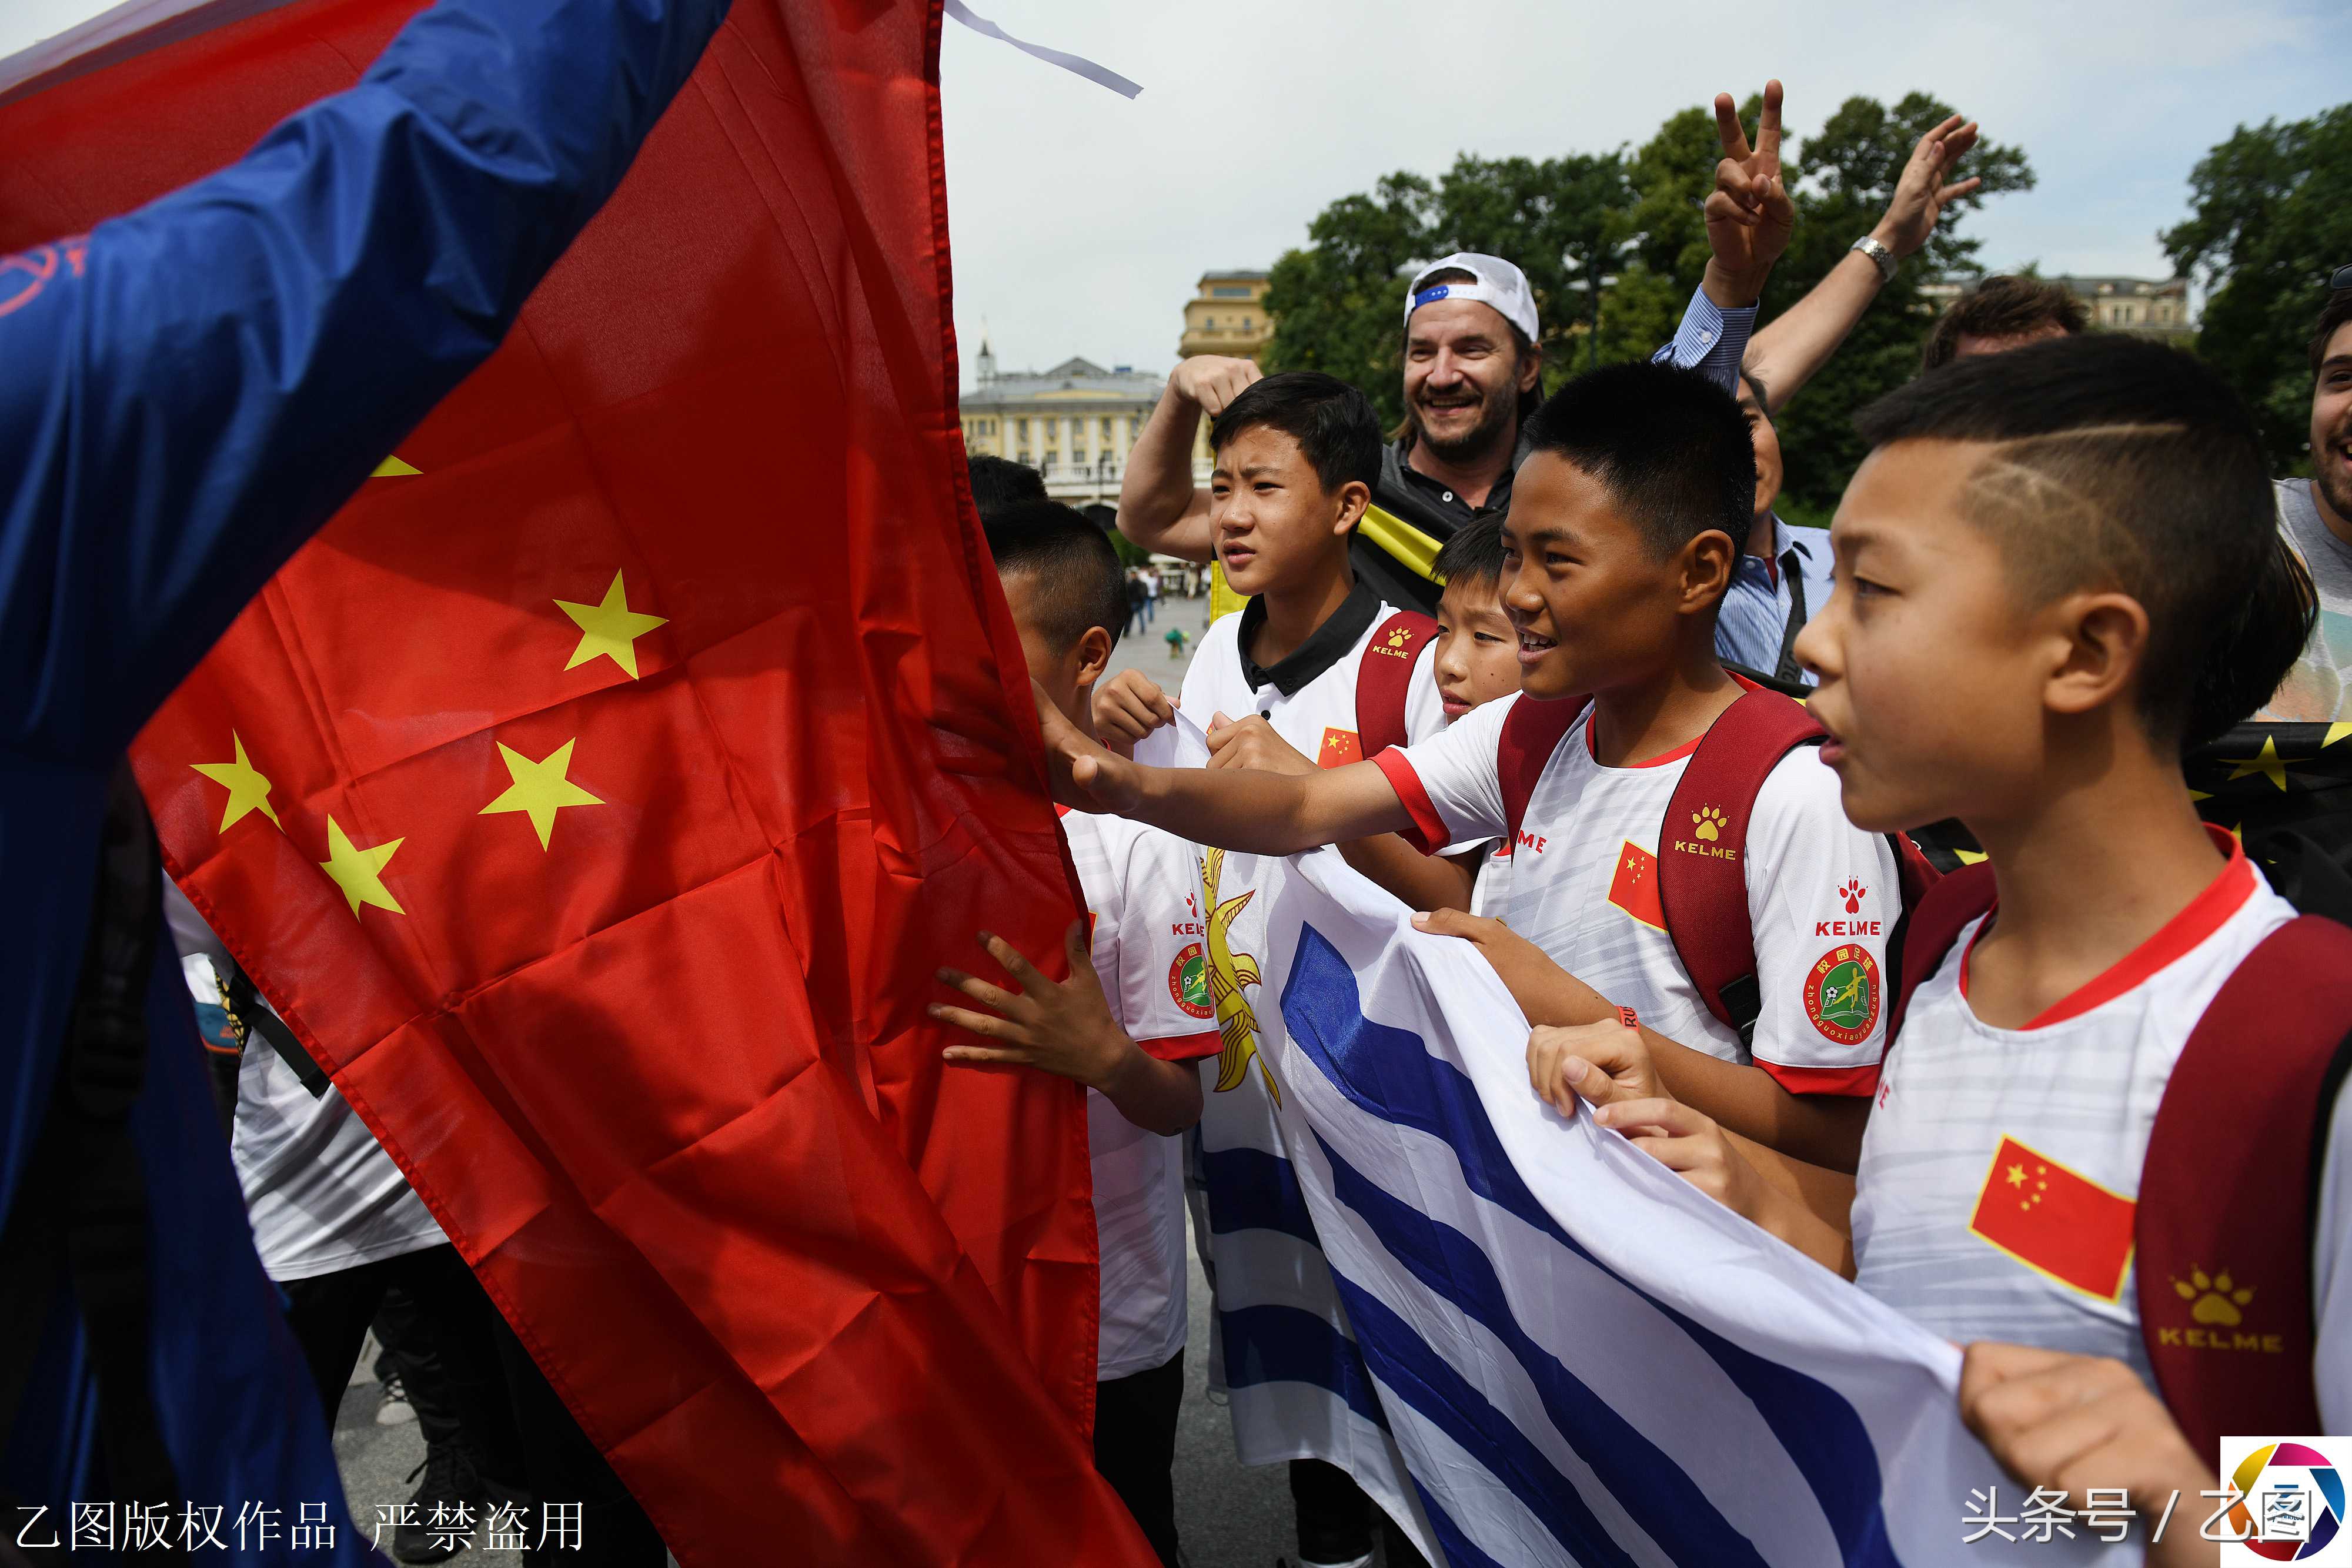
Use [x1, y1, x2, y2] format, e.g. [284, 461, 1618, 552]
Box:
[1703, 79, 1798, 305]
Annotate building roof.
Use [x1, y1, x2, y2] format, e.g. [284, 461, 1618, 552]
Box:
[2052, 273, 2188, 297]
[1200, 269, 1269, 283]
[963, 356, 1164, 407]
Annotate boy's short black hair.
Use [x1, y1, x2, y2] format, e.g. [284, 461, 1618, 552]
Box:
[1519, 360, 1756, 561]
[967, 454, 1049, 520]
[1208, 370, 1382, 494]
[1855, 334, 2314, 750]
[983, 501, 1128, 655]
[1434, 515, 1508, 591]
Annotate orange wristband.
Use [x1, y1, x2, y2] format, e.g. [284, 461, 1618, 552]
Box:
[1616, 1006, 1639, 1032]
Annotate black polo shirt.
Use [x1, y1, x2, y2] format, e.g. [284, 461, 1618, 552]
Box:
[1354, 432, 1531, 615]
[1235, 574, 1384, 694]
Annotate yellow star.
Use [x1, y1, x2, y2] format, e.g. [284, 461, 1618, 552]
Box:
[554, 570, 667, 680]
[2326, 722, 2352, 748]
[1954, 848, 1989, 866]
[2222, 735, 2289, 791]
[2005, 1164, 2027, 1188]
[480, 738, 604, 850]
[190, 732, 282, 834]
[319, 817, 403, 918]
[371, 454, 420, 477]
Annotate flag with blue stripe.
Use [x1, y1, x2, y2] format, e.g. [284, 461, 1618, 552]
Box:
[1255, 848, 2131, 1568]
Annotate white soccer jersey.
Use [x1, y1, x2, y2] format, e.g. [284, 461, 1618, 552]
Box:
[1853, 844, 2350, 1422]
[1375, 692, 1899, 1093]
[1061, 808, 1225, 1381]
[1179, 589, 1446, 770]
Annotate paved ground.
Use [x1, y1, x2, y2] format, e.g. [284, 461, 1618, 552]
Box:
[333, 593, 1345, 1568]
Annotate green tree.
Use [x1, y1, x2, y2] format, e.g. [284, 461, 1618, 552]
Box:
[2164, 104, 2352, 470]
[1262, 174, 1435, 427]
[1762, 92, 2032, 512]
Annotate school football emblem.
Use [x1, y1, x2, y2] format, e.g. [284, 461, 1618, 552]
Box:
[1805, 943, 1881, 1045]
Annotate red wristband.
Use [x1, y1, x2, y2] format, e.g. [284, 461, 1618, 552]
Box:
[1616, 1005, 1639, 1031]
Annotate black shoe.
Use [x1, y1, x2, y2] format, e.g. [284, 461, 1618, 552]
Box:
[394, 1442, 480, 1564]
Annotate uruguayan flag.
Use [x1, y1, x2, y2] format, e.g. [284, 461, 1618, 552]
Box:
[1136, 715, 1435, 1557]
[1257, 848, 2130, 1568]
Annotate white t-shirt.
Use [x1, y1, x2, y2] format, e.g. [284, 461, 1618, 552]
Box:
[1375, 692, 1898, 1093]
[165, 885, 447, 1282]
[1062, 808, 1225, 1381]
[1180, 591, 1446, 769]
[1853, 844, 2351, 1425]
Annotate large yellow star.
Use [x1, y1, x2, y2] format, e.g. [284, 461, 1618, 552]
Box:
[190, 732, 282, 833]
[480, 738, 604, 850]
[2326, 722, 2352, 749]
[319, 817, 403, 918]
[554, 570, 667, 680]
[2222, 735, 2289, 791]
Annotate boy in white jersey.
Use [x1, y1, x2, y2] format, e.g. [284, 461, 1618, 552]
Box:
[928, 502, 1220, 1567]
[1046, 360, 1896, 1176]
[1565, 336, 2347, 1563]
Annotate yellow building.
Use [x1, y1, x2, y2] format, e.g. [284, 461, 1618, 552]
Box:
[2054, 275, 2195, 343]
[958, 336, 1166, 506]
[1180, 270, 1272, 362]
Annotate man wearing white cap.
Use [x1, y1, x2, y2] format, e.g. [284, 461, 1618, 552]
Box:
[1118, 81, 1797, 614]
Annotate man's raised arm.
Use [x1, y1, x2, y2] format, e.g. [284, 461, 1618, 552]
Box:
[1647, 79, 1795, 394]
[1114, 355, 1260, 563]
[0, 0, 731, 761]
[1743, 112, 1983, 413]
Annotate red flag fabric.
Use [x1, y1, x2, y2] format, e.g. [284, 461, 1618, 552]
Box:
[1606, 840, 1665, 930]
[1967, 1134, 2138, 1302]
[0, 2, 1155, 1562]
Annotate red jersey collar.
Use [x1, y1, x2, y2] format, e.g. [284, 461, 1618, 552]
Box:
[1958, 825, 2255, 1029]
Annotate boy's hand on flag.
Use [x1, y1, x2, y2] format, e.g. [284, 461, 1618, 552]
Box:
[1093, 668, 1175, 758]
[1592, 1097, 1768, 1219]
[1958, 1342, 2216, 1552]
[1703, 78, 1796, 303]
[1414, 908, 1603, 1028]
[932, 923, 1129, 1088]
[1206, 713, 1315, 776]
[1526, 1019, 1661, 1117]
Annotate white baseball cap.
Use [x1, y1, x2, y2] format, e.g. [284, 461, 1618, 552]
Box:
[1404, 253, 1539, 344]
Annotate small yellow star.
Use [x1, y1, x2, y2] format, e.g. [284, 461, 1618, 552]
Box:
[2004, 1164, 2027, 1188]
[480, 738, 604, 850]
[2222, 735, 2289, 792]
[319, 817, 403, 918]
[1953, 848, 1989, 866]
[370, 454, 420, 477]
[554, 570, 667, 680]
[2327, 722, 2352, 749]
[190, 732, 282, 834]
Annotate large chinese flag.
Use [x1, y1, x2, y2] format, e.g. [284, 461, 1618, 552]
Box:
[0, 2, 1154, 1562]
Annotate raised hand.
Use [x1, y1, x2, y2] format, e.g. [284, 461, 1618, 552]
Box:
[1703, 79, 1798, 305]
[1875, 113, 1984, 260]
[1167, 355, 1262, 416]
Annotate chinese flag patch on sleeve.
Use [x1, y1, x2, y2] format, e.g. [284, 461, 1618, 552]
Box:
[1319, 728, 1362, 767]
[1967, 1135, 2137, 1300]
[1606, 841, 1664, 930]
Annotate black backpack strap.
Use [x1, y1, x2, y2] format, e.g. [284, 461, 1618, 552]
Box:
[0, 760, 183, 1513]
[225, 965, 330, 1099]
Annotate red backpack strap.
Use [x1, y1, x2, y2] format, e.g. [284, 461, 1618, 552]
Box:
[1655, 687, 1825, 1038]
[1498, 694, 1588, 856]
[2135, 913, 2352, 1454]
[1884, 860, 1993, 1045]
[1354, 610, 1436, 759]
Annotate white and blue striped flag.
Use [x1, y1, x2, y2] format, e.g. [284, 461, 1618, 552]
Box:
[1251, 846, 2130, 1568]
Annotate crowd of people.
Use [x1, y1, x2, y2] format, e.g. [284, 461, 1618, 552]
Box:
[941, 86, 2352, 1568]
[4, 0, 2348, 1560]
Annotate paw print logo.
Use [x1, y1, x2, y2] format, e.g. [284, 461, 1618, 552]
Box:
[1838, 878, 1867, 914]
[1691, 805, 1728, 842]
[1386, 627, 1410, 648]
[2173, 1267, 2256, 1326]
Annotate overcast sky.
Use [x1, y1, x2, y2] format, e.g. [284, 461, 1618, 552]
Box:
[941, 0, 2349, 389]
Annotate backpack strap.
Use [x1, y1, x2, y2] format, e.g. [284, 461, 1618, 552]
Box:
[1354, 610, 1436, 759]
[1655, 687, 1825, 1040]
[2135, 913, 2352, 1455]
[1884, 860, 1997, 1046]
[1498, 694, 1590, 857]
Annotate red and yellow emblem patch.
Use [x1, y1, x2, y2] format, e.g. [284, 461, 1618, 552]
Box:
[1168, 942, 1212, 1019]
[1805, 943, 1881, 1044]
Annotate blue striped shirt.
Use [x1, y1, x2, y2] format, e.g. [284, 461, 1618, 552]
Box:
[1714, 515, 1836, 684]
